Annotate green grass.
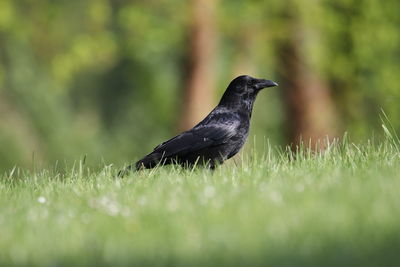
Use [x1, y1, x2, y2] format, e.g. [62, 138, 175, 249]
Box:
[1, 138, 400, 266]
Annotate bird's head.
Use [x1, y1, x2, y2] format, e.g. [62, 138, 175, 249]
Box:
[229, 75, 278, 94]
[219, 75, 278, 108]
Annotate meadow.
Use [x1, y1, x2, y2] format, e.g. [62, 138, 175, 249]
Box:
[1, 136, 400, 266]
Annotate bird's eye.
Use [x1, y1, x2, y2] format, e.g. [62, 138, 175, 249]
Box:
[247, 80, 253, 86]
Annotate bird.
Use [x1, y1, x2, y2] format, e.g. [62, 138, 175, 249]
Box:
[119, 75, 277, 175]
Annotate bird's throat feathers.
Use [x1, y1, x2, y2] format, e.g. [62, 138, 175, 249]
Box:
[218, 92, 257, 117]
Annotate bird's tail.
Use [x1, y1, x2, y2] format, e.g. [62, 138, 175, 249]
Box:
[117, 153, 163, 177]
[135, 153, 162, 170]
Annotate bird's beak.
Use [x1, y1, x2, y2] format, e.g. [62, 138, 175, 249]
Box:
[255, 79, 278, 90]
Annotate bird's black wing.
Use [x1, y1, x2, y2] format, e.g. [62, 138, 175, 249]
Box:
[136, 121, 239, 169]
[156, 123, 237, 155]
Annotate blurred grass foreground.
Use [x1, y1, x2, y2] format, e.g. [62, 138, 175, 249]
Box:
[1, 139, 400, 266]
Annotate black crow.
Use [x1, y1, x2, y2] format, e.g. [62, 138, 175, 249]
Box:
[120, 75, 277, 175]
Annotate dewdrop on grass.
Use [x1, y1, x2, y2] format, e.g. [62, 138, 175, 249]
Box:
[37, 196, 46, 204]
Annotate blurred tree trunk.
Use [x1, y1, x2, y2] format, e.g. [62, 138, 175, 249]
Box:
[0, 37, 44, 166]
[278, 25, 338, 150]
[232, 28, 256, 77]
[179, 0, 217, 131]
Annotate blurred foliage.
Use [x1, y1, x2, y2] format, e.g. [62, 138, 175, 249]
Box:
[0, 0, 399, 171]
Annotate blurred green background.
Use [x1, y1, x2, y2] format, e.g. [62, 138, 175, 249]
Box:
[0, 0, 399, 171]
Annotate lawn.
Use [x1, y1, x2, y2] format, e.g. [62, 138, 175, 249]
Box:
[1, 138, 400, 266]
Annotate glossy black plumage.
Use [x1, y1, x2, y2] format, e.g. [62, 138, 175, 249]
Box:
[121, 75, 277, 174]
